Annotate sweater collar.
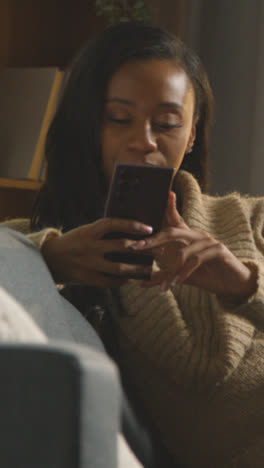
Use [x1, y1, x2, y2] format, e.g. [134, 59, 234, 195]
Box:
[174, 170, 204, 227]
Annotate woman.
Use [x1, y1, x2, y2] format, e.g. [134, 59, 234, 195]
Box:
[12, 21, 264, 467]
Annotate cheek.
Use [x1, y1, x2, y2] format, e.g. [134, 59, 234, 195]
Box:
[166, 151, 185, 171]
[159, 131, 189, 168]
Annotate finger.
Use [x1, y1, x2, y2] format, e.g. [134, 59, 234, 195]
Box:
[102, 237, 142, 252]
[140, 270, 167, 288]
[141, 273, 174, 293]
[172, 240, 222, 284]
[70, 253, 153, 284]
[153, 241, 188, 264]
[160, 279, 171, 292]
[131, 227, 205, 251]
[75, 247, 153, 279]
[92, 217, 153, 239]
[102, 258, 153, 279]
[166, 191, 182, 227]
[61, 261, 129, 287]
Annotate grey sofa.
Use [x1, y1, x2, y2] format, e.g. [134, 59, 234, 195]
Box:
[0, 227, 123, 468]
[0, 341, 120, 468]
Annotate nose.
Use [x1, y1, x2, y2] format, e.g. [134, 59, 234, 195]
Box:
[127, 121, 158, 154]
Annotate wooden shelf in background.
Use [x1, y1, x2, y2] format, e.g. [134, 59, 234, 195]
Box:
[0, 178, 42, 190]
[0, 178, 43, 221]
[0, 1, 105, 219]
[0, 0, 106, 67]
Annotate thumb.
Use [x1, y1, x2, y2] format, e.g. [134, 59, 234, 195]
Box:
[166, 191, 182, 227]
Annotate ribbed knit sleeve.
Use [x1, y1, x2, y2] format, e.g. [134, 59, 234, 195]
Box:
[176, 171, 264, 331]
[1, 218, 61, 249]
[108, 278, 254, 391]
[107, 171, 264, 392]
[228, 196, 264, 329]
[106, 172, 264, 467]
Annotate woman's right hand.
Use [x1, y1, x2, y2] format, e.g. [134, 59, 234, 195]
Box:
[41, 218, 153, 287]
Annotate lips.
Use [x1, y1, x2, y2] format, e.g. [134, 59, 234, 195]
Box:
[143, 154, 167, 167]
[113, 153, 168, 168]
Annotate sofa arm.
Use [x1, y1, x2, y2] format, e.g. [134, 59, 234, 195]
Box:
[0, 341, 120, 468]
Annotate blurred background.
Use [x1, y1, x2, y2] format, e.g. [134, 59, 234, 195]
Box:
[1, 0, 264, 197]
[146, 0, 264, 196]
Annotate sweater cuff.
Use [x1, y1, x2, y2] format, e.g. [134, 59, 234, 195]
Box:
[216, 261, 259, 307]
[27, 228, 62, 249]
[216, 260, 264, 330]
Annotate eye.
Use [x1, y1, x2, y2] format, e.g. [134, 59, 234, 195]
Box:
[153, 112, 183, 132]
[105, 107, 132, 125]
[153, 122, 182, 132]
[157, 122, 181, 129]
[108, 117, 131, 124]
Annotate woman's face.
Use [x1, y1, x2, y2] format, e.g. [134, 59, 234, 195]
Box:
[101, 59, 196, 183]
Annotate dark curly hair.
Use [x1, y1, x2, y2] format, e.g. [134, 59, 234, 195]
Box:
[31, 21, 214, 232]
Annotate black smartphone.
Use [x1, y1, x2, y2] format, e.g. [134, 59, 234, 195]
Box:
[103, 162, 175, 278]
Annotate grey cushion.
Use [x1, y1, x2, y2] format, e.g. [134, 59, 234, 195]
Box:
[0, 227, 104, 350]
[0, 342, 120, 468]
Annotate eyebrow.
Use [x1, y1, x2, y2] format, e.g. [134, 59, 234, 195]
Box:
[105, 98, 183, 110]
[105, 98, 135, 106]
[158, 102, 183, 111]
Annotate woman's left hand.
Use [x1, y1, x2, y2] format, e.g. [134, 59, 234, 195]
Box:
[131, 192, 257, 299]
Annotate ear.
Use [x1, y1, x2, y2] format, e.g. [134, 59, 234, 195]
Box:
[186, 124, 196, 154]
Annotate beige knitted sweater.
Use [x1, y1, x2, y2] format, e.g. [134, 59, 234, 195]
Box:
[106, 170, 264, 468]
[1, 218, 60, 249]
[4, 170, 264, 467]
